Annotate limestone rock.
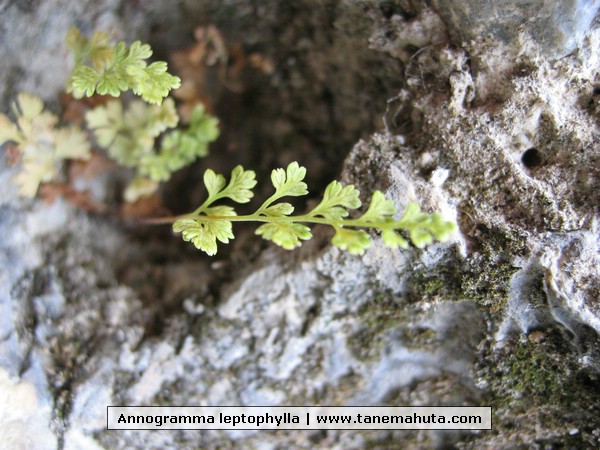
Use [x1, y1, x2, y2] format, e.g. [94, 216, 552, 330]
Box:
[1, 1, 599, 449]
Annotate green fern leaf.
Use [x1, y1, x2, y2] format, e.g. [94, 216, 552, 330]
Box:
[87, 98, 218, 201]
[132, 62, 182, 105]
[15, 92, 45, 119]
[126, 41, 153, 63]
[215, 166, 257, 203]
[203, 168, 227, 199]
[270, 162, 309, 198]
[360, 191, 396, 222]
[261, 203, 295, 217]
[172, 163, 456, 255]
[188, 105, 220, 142]
[255, 222, 312, 250]
[308, 181, 361, 221]
[397, 203, 457, 248]
[331, 227, 371, 255]
[381, 228, 409, 249]
[53, 127, 92, 160]
[173, 206, 235, 256]
[0, 93, 91, 197]
[157, 104, 217, 173]
[96, 72, 127, 97]
[66, 27, 180, 105]
[70, 66, 100, 98]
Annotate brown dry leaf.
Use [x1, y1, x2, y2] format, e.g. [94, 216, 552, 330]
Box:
[248, 53, 275, 75]
[170, 24, 275, 122]
[60, 92, 113, 124]
[171, 25, 266, 120]
[224, 44, 247, 92]
[170, 25, 228, 120]
[38, 181, 107, 213]
[68, 150, 116, 181]
[193, 25, 228, 66]
[120, 192, 166, 219]
[4, 143, 21, 166]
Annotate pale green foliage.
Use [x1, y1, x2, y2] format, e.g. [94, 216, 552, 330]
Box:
[203, 165, 257, 204]
[360, 191, 396, 222]
[307, 181, 361, 220]
[65, 27, 216, 201]
[173, 206, 236, 256]
[256, 222, 312, 250]
[331, 227, 371, 254]
[86, 98, 178, 166]
[86, 99, 219, 202]
[124, 176, 159, 203]
[5, 28, 454, 260]
[253, 161, 312, 250]
[66, 27, 181, 105]
[396, 202, 456, 248]
[0, 93, 91, 196]
[268, 162, 309, 198]
[157, 105, 219, 175]
[172, 162, 457, 256]
[173, 165, 257, 255]
[0, 28, 214, 203]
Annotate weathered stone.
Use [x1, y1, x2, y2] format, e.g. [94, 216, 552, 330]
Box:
[1, 1, 599, 449]
[431, 0, 600, 58]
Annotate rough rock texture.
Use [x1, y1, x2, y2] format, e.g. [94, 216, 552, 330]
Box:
[431, 0, 600, 59]
[1, 1, 599, 449]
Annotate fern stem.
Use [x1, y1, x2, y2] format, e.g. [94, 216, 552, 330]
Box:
[145, 212, 405, 231]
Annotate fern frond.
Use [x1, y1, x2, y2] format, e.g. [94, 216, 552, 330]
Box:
[0, 93, 91, 197]
[66, 27, 181, 105]
[86, 99, 218, 202]
[171, 162, 457, 256]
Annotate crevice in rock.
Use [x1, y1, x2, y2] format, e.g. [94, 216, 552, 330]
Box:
[111, 1, 408, 333]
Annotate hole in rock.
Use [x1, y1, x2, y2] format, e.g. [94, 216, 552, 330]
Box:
[521, 148, 542, 169]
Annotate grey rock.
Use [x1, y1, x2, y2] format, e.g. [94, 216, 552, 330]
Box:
[431, 0, 600, 58]
[1, 0, 599, 449]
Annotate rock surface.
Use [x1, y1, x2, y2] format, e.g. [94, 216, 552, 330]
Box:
[1, 0, 599, 449]
[431, 0, 600, 58]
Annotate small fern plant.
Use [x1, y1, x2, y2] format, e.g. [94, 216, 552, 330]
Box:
[0, 27, 456, 256]
[0, 28, 218, 201]
[85, 97, 218, 201]
[168, 162, 456, 256]
[66, 26, 181, 104]
[0, 92, 91, 196]
[66, 27, 218, 201]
